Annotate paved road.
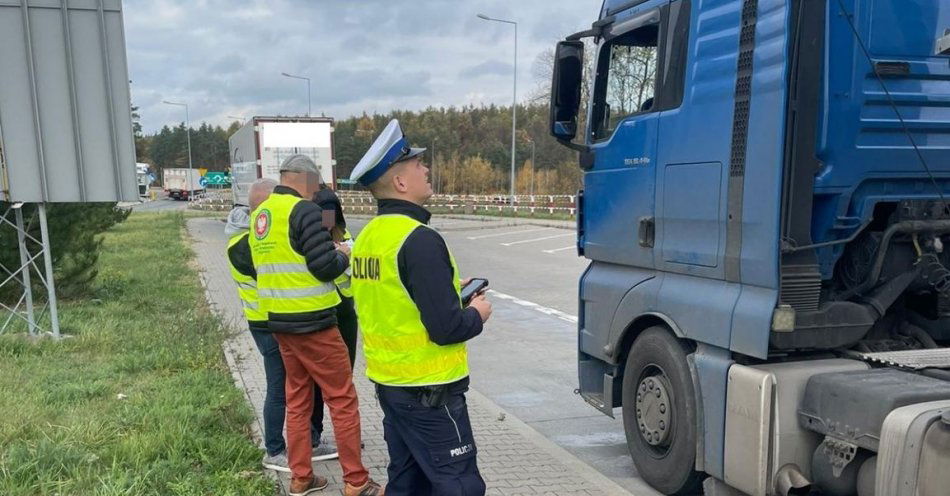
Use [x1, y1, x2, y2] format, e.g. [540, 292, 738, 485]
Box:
[126, 194, 189, 212]
[345, 215, 658, 494]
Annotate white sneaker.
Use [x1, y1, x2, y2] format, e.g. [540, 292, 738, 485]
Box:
[262, 451, 291, 473]
[311, 440, 339, 461]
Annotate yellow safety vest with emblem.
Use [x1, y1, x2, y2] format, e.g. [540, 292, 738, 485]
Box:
[334, 228, 354, 298]
[227, 232, 267, 324]
[351, 214, 469, 386]
[249, 193, 341, 317]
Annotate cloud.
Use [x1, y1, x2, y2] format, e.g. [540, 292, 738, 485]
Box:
[124, 0, 602, 133]
[210, 54, 246, 75]
[459, 60, 514, 79]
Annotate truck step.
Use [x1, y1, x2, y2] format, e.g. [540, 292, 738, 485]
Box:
[859, 348, 950, 369]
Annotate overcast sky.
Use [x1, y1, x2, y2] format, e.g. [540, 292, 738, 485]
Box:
[125, 0, 601, 134]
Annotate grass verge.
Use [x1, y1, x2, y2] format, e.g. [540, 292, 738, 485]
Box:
[0, 212, 273, 495]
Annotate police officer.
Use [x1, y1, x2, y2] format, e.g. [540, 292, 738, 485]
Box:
[349, 120, 493, 495]
[248, 155, 383, 496]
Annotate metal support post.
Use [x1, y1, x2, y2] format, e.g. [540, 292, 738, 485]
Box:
[14, 207, 37, 335]
[0, 203, 55, 337]
[37, 203, 60, 338]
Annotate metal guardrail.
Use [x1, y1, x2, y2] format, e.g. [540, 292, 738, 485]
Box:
[185, 190, 578, 217]
[337, 192, 577, 217]
[189, 190, 233, 212]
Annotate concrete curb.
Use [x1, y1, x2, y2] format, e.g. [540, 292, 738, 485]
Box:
[189, 224, 287, 494]
[465, 387, 641, 496]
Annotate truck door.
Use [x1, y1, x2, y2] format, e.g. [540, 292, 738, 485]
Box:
[584, 5, 667, 268]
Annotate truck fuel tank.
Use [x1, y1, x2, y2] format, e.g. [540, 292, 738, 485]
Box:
[876, 400, 950, 496]
[799, 369, 950, 452]
[916, 412, 950, 496]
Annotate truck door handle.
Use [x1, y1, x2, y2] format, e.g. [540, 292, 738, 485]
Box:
[639, 217, 655, 248]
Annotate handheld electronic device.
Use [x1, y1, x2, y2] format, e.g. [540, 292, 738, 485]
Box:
[460, 278, 489, 305]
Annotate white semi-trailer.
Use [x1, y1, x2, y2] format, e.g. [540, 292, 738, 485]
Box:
[228, 117, 336, 206]
[162, 168, 203, 201]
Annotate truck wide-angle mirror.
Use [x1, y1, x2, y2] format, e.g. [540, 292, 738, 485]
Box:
[549, 41, 584, 143]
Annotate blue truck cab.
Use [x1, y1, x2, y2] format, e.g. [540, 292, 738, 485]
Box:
[550, 1, 950, 494]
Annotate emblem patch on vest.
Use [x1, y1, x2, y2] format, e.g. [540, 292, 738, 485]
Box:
[254, 209, 271, 240]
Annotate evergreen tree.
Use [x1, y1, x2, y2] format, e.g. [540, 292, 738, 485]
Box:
[0, 203, 131, 303]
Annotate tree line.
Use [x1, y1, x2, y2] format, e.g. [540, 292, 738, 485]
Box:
[136, 103, 582, 195]
[135, 119, 238, 181]
[136, 40, 655, 195]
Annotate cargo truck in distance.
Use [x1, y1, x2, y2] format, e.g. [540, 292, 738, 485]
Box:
[136, 163, 151, 198]
[549, 1, 950, 495]
[228, 117, 336, 206]
[162, 168, 203, 201]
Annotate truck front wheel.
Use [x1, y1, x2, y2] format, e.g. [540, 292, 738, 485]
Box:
[621, 326, 703, 495]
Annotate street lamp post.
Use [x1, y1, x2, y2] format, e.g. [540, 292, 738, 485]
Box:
[162, 100, 193, 192]
[477, 13, 518, 205]
[528, 138, 536, 196]
[281, 72, 311, 117]
[431, 138, 438, 194]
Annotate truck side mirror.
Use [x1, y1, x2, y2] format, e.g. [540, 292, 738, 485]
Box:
[549, 41, 585, 142]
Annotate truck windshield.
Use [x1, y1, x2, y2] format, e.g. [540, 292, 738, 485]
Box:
[592, 25, 658, 141]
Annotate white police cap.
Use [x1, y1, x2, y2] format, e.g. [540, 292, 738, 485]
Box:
[349, 119, 426, 186]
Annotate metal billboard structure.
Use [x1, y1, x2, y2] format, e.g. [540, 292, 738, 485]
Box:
[0, 0, 137, 337]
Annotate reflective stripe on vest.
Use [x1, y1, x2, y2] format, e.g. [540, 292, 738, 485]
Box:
[335, 272, 352, 296]
[248, 193, 341, 316]
[351, 214, 468, 386]
[335, 228, 355, 298]
[227, 232, 267, 322]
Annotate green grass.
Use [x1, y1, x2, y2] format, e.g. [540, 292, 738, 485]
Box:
[0, 212, 274, 495]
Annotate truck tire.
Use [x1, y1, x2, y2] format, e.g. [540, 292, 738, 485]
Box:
[622, 326, 703, 495]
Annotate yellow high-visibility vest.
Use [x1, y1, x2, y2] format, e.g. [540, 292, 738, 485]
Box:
[227, 232, 267, 323]
[249, 193, 341, 317]
[351, 214, 468, 386]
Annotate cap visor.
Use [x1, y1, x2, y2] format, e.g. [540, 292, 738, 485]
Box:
[396, 147, 426, 162]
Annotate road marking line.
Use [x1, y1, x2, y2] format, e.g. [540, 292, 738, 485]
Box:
[543, 246, 576, 254]
[487, 289, 578, 324]
[501, 232, 574, 246]
[466, 227, 553, 240]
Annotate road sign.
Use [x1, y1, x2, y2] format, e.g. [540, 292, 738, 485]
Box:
[0, 1, 136, 202]
[204, 171, 231, 186]
[199, 177, 209, 188]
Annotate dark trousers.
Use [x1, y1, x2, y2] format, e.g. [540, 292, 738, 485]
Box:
[249, 329, 321, 456]
[376, 381, 486, 496]
[313, 295, 358, 417]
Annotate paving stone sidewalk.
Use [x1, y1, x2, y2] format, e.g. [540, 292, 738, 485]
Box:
[187, 217, 629, 495]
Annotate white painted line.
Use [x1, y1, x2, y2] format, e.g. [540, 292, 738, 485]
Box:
[487, 289, 578, 324]
[466, 227, 553, 240]
[543, 245, 576, 254]
[501, 232, 574, 246]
